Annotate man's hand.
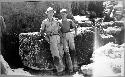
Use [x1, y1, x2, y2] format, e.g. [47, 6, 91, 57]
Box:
[74, 24, 78, 37]
[44, 35, 50, 43]
[39, 29, 45, 36]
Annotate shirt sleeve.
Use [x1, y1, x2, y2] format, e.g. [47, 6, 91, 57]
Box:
[57, 21, 62, 34]
[40, 20, 46, 31]
[71, 20, 76, 28]
[57, 22, 62, 29]
[57, 20, 62, 27]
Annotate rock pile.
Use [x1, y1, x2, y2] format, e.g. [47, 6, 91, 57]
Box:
[80, 43, 124, 77]
[0, 55, 11, 74]
[95, 21, 124, 46]
[0, 55, 32, 76]
[92, 42, 124, 76]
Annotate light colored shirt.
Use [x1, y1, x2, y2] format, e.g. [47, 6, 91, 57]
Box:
[40, 18, 60, 35]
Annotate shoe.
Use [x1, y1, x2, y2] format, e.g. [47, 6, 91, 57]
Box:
[67, 70, 74, 75]
[73, 66, 79, 72]
[56, 70, 65, 76]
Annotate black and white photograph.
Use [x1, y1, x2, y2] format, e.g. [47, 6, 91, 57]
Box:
[0, 0, 124, 77]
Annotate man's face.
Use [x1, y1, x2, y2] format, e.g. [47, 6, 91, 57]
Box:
[61, 12, 68, 19]
[47, 10, 54, 19]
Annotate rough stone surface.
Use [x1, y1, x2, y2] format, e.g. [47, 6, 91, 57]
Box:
[92, 43, 124, 76]
[95, 21, 124, 46]
[75, 27, 94, 65]
[0, 55, 12, 74]
[80, 64, 93, 76]
[100, 34, 116, 45]
[19, 27, 94, 70]
[19, 32, 53, 70]
[1, 54, 32, 76]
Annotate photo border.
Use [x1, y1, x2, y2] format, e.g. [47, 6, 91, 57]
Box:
[0, 0, 124, 77]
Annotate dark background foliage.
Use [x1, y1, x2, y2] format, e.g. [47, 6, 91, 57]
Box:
[2, 1, 104, 35]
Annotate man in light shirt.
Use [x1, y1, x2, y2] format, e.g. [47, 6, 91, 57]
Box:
[40, 7, 64, 75]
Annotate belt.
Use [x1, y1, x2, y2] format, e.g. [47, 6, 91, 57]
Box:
[50, 33, 60, 36]
[63, 31, 71, 34]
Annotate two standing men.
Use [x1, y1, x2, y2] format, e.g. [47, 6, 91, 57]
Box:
[40, 7, 78, 75]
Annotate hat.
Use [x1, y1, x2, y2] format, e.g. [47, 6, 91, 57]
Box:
[60, 9, 68, 13]
[45, 7, 56, 14]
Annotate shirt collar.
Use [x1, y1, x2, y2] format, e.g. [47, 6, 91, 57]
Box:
[61, 18, 68, 21]
[47, 18, 54, 22]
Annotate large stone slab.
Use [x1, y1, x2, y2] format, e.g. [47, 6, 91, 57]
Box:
[74, 28, 94, 65]
[19, 27, 94, 70]
[19, 32, 53, 70]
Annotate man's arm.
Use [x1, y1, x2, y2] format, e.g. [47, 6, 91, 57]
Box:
[71, 20, 77, 28]
[40, 20, 50, 43]
[40, 20, 46, 36]
[57, 20, 62, 35]
[70, 20, 77, 36]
